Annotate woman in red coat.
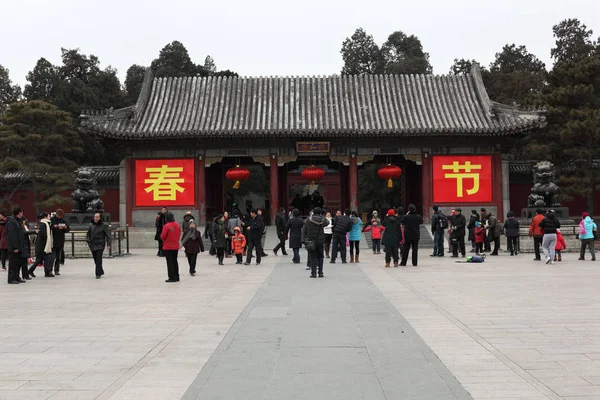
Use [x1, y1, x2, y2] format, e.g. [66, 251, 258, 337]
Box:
[161, 212, 181, 283]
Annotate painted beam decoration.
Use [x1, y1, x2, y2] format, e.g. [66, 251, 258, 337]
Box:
[135, 159, 195, 206]
[433, 156, 493, 203]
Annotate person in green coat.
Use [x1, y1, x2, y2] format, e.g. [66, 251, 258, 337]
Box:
[382, 209, 403, 268]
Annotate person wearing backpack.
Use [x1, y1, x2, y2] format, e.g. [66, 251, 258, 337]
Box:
[430, 205, 446, 257]
[578, 212, 597, 261]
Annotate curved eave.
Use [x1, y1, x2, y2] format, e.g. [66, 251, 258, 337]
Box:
[80, 121, 545, 141]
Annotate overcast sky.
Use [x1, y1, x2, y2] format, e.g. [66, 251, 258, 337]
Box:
[2, 0, 599, 88]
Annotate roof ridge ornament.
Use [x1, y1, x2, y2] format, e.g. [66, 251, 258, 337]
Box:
[132, 67, 154, 124]
[470, 63, 494, 118]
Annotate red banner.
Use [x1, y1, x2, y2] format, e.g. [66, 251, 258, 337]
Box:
[135, 159, 195, 207]
[433, 156, 493, 203]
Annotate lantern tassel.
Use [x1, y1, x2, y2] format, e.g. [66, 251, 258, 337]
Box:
[233, 180, 240, 189]
[387, 178, 393, 188]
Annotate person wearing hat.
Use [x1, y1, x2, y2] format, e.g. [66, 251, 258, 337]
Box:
[371, 210, 381, 225]
[382, 209, 402, 267]
[182, 219, 204, 275]
[231, 226, 247, 264]
[578, 212, 597, 261]
[181, 211, 196, 235]
[450, 208, 467, 258]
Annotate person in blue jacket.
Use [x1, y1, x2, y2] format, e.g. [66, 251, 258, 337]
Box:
[579, 212, 597, 261]
[348, 211, 363, 263]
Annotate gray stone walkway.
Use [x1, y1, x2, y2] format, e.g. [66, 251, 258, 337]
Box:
[182, 259, 473, 400]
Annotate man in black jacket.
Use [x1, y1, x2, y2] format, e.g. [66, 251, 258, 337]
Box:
[302, 207, 329, 278]
[244, 209, 265, 265]
[401, 204, 423, 266]
[330, 209, 353, 264]
[273, 208, 288, 256]
[430, 205, 445, 257]
[6, 207, 26, 284]
[155, 207, 167, 257]
[450, 208, 467, 258]
[50, 209, 70, 275]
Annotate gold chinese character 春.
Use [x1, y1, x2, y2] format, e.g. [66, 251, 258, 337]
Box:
[144, 165, 185, 201]
[442, 161, 482, 197]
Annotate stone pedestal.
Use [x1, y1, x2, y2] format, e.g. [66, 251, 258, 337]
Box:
[64, 213, 111, 228]
[521, 207, 570, 220]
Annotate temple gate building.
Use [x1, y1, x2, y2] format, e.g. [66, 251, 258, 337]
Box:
[80, 66, 545, 226]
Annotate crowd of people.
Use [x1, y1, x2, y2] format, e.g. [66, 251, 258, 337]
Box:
[1, 207, 111, 284]
[152, 204, 427, 282]
[6, 203, 597, 285]
[429, 206, 597, 265]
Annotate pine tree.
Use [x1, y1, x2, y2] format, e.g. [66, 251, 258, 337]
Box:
[0, 101, 84, 215]
[546, 19, 600, 213]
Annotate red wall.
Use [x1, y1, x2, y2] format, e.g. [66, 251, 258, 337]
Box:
[0, 189, 120, 222]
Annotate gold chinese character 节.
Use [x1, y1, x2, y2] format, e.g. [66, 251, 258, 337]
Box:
[442, 161, 482, 197]
[144, 165, 185, 201]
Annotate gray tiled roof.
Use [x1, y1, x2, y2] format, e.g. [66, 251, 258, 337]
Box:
[81, 66, 545, 140]
[509, 161, 600, 174]
[0, 166, 119, 182]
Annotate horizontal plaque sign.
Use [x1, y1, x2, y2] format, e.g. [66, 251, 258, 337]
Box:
[296, 142, 330, 153]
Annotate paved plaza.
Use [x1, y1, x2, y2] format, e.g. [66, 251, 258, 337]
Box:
[2, 247, 600, 399]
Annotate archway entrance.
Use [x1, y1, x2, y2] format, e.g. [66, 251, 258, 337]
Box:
[358, 155, 422, 217]
[286, 157, 343, 216]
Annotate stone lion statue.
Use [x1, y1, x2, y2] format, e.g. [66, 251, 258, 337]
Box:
[528, 161, 561, 208]
[71, 168, 105, 213]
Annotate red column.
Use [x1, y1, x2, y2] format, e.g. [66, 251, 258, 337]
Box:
[126, 158, 134, 227]
[197, 157, 206, 225]
[421, 153, 432, 222]
[493, 153, 504, 220]
[349, 154, 358, 211]
[270, 155, 278, 225]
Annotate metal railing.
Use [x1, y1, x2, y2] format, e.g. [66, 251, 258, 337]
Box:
[65, 226, 131, 259]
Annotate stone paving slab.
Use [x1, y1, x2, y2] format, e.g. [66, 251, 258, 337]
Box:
[362, 250, 600, 399]
[0, 249, 274, 400]
[182, 257, 473, 400]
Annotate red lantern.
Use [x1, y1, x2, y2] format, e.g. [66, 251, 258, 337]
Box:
[301, 166, 325, 184]
[226, 166, 250, 189]
[377, 164, 402, 188]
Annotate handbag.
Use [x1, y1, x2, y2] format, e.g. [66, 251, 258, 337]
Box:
[594, 228, 598, 241]
[305, 240, 316, 252]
